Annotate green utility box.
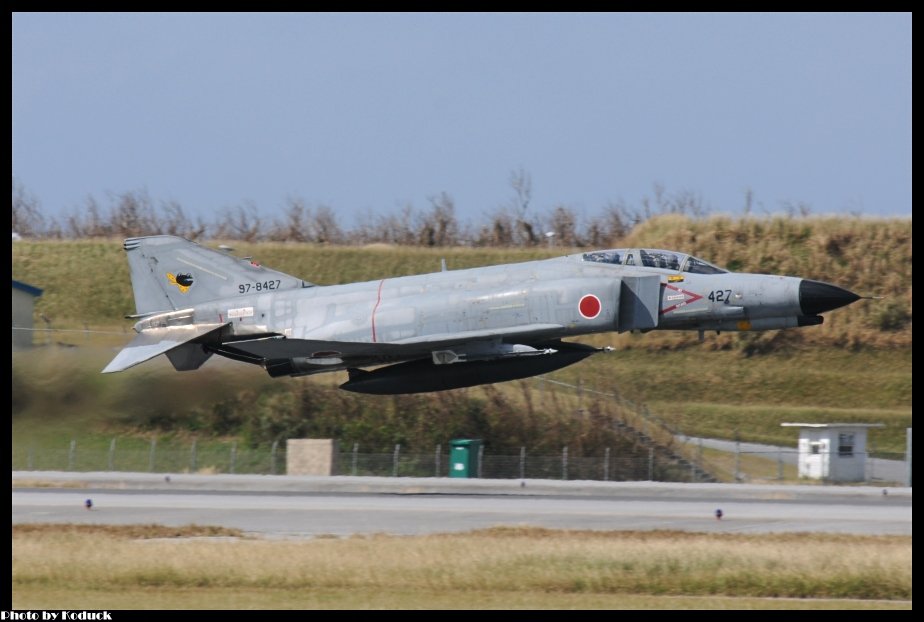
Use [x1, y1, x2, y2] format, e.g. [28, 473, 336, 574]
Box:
[449, 439, 482, 478]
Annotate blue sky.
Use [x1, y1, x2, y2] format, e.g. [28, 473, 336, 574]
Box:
[12, 13, 912, 226]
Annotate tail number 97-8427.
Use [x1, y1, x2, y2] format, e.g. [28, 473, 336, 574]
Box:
[239, 280, 281, 294]
[708, 289, 733, 304]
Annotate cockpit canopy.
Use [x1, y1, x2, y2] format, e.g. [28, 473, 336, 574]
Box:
[581, 248, 727, 274]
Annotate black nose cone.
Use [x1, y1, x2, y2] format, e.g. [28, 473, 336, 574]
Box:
[800, 280, 861, 315]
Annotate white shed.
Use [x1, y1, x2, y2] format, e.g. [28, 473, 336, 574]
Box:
[12, 280, 43, 350]
[781, 423, 884, 482]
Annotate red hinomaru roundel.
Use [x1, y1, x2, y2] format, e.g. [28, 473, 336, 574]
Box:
[579, 294, 601, 319]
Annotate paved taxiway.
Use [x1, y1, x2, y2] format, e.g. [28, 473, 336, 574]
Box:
[12, 472, 911, 537]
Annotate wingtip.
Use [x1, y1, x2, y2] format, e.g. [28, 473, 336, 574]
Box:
[101, 358, 129, 373]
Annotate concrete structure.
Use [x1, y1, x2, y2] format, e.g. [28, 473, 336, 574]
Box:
[781, 423, 884, 482]
[286, 439, 339, 475]
[12, 280, 43, 350]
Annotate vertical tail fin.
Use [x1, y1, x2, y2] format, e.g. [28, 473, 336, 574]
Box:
[123, 236, 309, 315]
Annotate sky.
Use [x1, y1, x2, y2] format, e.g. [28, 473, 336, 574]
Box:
[12, 13, 912, 227]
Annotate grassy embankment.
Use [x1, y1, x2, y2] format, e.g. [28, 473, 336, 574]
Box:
[12, 216, 912, 455]
[11, 525, 912, 609]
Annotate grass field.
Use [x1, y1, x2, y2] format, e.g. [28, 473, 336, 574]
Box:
[551, 346, 912, 453]
[11, 218, 912, 459]
[12, 344, 911, 456]
[11, 525, 912, 609]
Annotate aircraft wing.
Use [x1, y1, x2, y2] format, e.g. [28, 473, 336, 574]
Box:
[219, 323, 565, 359]
[215, 323, 567, 377]
[104, 322, 567, 376]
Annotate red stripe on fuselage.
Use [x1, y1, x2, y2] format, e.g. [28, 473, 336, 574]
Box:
[371, 279, 385, 342]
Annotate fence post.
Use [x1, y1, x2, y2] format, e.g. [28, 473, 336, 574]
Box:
[604, 447, 610, 481]
[777, 448, 784, 481]
[734, 439, 741, 482]
[230, 441, 237, 474]
[108, 438, 116, 471]
[519, 446, 526, 480]
[68, 439, 76, 471]
[477, 444, 484, 478]
[27, 445, 34, 470]
[562, 446, 568, 480]
[648, 447, 654, 481]
[392, 444, 400, 477]
[149, 437, 157, 473]
[352, 442, 359, 476]
[869, 436, 878, 483]
[434, 444, 441, 477]
[907, 428, 912, 487]
[190, 438, 198, 473]
[270, 439, 278, 475]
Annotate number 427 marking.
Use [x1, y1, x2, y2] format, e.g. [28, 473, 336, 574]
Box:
[708, 289, 733, 304]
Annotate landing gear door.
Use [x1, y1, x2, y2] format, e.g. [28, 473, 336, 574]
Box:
[618, 275, 660, 332]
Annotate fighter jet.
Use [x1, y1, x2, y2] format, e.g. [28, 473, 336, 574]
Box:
[103, 236, 861, 394]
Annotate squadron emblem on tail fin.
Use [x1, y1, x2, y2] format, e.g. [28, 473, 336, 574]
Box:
[167, 272, 194, 293]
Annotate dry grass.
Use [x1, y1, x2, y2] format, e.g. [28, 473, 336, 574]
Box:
[12, 525, 912, 609]
[625, 215, 912, 349]
[695, 446, 799, 483]
[12, 340, 911, 464]
[11, 479, 89, 489]
[13, 523, 244, 539]
[11, 587, 912, 610]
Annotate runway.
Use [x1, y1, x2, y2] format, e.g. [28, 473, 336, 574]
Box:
[12, 473, 912, 537]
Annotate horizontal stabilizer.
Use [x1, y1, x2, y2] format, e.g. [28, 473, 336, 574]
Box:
[102, 323, 228, 373]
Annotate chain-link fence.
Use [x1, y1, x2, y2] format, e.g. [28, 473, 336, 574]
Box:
[10, 438, 910, 485]
[11, 439, 286, 475]
[693, 447, 908, 485]
[10, 440, 673, 481]
[340, 446, 668, 481]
